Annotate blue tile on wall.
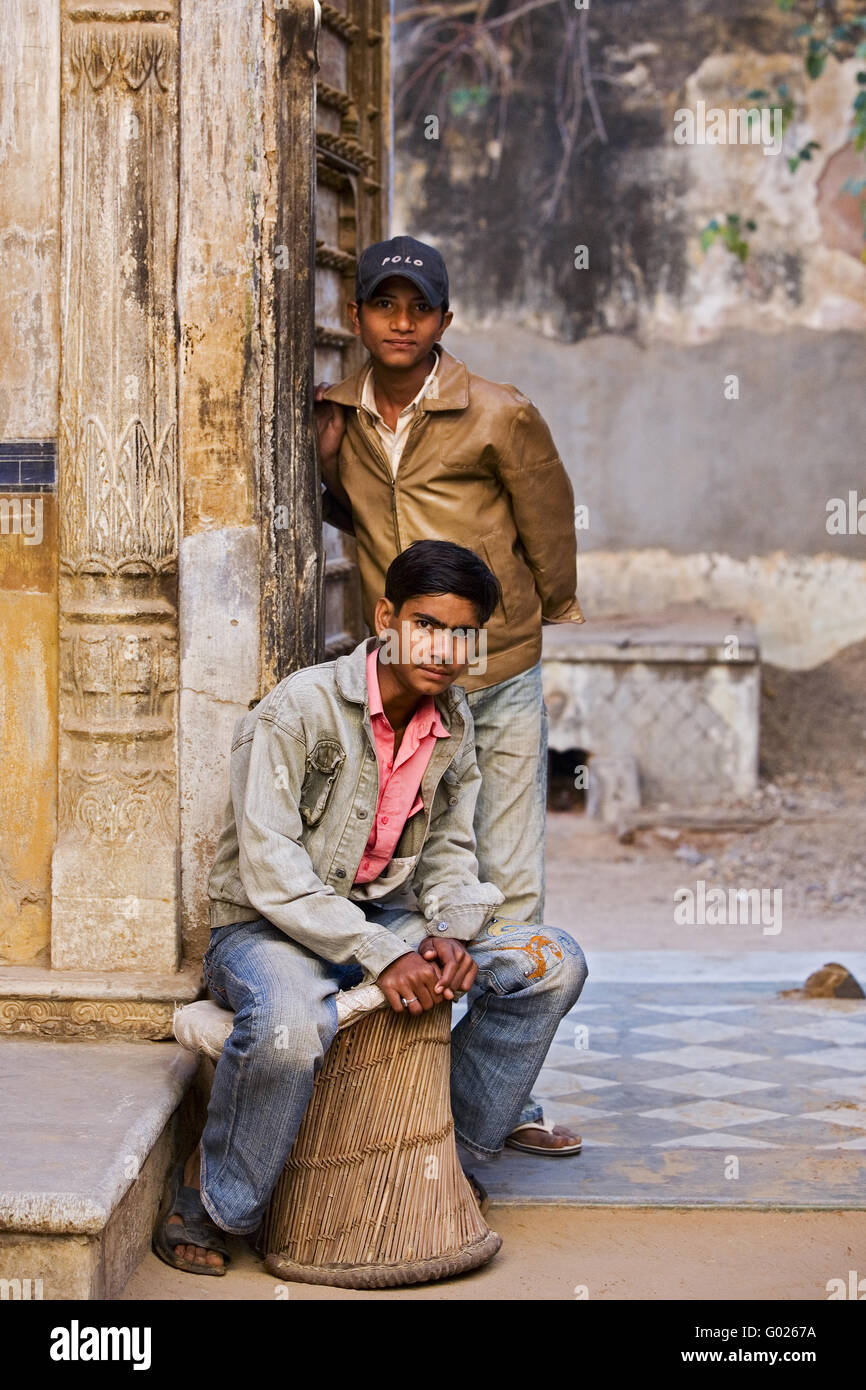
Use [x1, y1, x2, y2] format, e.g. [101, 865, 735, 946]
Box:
[0, 458, 21, 487]
[0, 440, 57, 491]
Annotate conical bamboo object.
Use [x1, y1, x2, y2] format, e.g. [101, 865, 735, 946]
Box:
[263, 1001, 502, 1289]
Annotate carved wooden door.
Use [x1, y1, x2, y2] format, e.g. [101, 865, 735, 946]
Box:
[314, 0, 390, 659]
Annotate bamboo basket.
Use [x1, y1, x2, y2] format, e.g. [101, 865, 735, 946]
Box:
[263, 1000, 502, 1289]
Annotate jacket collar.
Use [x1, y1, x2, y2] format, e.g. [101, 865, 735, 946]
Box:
[335, 636, 466, 720]
[323, 345, 469, 413]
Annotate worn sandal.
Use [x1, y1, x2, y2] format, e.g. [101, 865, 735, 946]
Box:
[152, 1161, 231, 1276]
[505, 1118, 583, 1156]
[462, 1168, 490, 1216]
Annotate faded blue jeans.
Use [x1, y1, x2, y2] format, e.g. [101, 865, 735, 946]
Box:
[465, 659, 548, 925]
[198, 910, 587, 1234]
[466, 659, 550, 1129]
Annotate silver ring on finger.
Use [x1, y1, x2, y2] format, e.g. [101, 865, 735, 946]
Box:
[401, 995, 418, 1007]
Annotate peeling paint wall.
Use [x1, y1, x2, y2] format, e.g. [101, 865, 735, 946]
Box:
[177, 2, 265, 963]
[0, 512, 57, 963]
[0, 2, 60, 963]
[394, 0, 866, 669]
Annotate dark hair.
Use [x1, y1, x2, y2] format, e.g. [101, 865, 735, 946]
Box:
[384, 540, 501, 625]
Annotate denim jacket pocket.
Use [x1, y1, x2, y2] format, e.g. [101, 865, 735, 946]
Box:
[349, 853, 420, 901]
[430, 765, 460, 822]
[298, 739, 346, 826]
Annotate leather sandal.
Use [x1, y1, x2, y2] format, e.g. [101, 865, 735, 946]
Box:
[505, 1118, 583, 1156]
[152, 1161, 231, 1275]
[462, 1168, 490, 1216]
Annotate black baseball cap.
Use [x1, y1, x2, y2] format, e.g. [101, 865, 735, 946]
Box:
[355, 236, 449, 310]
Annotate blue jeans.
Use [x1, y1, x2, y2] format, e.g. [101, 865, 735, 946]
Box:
[466, 660, 550, 1126]
[466, 660, 548, 924]
[198, 911, 587, 1234]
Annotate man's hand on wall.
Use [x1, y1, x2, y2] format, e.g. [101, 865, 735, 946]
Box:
[313, 383, 352, 511]
[313, 383, 346, 467]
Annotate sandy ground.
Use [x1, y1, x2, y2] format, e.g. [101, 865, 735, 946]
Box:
[121, 1207, 866, 1301]
[544, 813, 865, 955]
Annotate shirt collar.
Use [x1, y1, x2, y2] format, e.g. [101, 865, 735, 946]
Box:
[361, 346, 441, 425]
[322, 345, 468, 413]
[365, 644, 450, 738]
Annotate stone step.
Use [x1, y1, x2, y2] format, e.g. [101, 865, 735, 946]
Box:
[0, 965, 202, 1040]
[0, 1039, 200, 1299]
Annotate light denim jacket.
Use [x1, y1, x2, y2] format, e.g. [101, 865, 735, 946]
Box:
[207, 636, 504, 980]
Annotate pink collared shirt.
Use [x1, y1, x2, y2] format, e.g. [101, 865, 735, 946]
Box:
[354, 645, 451, 884]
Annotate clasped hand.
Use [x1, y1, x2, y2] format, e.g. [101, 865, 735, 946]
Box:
[377, 937, 478, 1015]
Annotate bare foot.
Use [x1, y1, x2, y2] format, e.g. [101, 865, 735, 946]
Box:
[508, 1122, 582, 1152]
[166, 1144, 224, 1270]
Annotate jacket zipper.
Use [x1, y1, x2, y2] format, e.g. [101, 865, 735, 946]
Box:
[390, 476, 400, 552]
[358, 407, 430, 555]
[358, 410, 394, 485]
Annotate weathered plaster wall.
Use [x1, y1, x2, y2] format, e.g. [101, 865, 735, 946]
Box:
[0, 2, 60, 963]
[178, 2, 264, 962]
[394, 0, 866, 669]
[447, 324, 866, 560]
[0, 1, 60, 438]
[0, 514, 57, 964]
[443, 323, 866, 668]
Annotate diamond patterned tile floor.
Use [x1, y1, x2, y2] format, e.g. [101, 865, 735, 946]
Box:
[631, 1019, 755, 1044]
[787, 1047, 866, 1073]
[462, 979, 866, 1207]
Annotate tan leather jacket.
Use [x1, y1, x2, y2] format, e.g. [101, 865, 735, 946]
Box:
[322, 346, 585, 692]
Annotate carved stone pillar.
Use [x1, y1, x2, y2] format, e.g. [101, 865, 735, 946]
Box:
[53, 2, 180, 971]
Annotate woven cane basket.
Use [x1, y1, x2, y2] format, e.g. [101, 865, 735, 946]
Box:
[262, 1000, 502, 1289]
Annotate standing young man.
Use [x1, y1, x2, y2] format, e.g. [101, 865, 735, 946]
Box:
[315, 236, 585, 1155]
[153, 542, 587, 1274]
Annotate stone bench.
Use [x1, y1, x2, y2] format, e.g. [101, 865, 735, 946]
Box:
[542, 605, 760, 815]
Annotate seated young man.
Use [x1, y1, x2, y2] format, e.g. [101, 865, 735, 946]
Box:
[154, 540, 587, 1274]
